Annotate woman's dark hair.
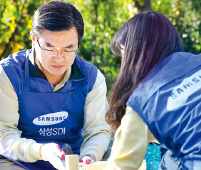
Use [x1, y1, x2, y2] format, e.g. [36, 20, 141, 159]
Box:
[31, 0, 84, 42]
[106, 11, 183, 131]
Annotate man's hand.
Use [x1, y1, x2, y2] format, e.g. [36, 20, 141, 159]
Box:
[40, 143, 65, 170]
[80, 155, 95, 164]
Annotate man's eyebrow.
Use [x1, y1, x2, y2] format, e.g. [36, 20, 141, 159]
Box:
[45, 42, 54, 47]
[45, 42, 76, 48]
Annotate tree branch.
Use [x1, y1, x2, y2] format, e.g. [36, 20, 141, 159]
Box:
[143, 0, 151, 11]
[134, 0, 151, 12]
[134, 1, 143, 11]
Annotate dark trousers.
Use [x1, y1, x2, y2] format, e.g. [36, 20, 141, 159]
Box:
[0, 155, 25, 170]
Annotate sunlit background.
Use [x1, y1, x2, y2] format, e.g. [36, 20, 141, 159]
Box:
[0, 0, 200, 93]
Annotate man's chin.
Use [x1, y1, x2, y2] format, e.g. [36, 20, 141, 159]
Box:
[50, 72, 66, 76]
[48, 68, 67, 75]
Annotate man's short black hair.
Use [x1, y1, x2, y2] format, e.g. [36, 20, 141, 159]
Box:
[32, 0, 84, 42]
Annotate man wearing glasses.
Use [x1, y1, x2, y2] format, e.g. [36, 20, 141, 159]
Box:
[0, 1, 111, 170]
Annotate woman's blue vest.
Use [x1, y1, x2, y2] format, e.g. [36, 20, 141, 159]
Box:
[127, 52, 201, 170]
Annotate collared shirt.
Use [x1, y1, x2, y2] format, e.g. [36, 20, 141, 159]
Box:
[0, 50, 111, 162]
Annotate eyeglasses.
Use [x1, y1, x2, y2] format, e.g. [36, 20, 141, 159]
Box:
[36, 38, 79, 57]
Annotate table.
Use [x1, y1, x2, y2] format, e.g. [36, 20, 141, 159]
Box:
[79, 160, 146, 170]
[64, 155, 146, 170]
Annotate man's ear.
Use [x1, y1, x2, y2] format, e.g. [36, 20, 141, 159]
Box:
[30, 31, 36, 48]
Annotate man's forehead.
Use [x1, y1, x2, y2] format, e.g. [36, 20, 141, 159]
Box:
[40, 27, 78, 36]
[43, 41, 77, 48]
[38, 28, 78, 47]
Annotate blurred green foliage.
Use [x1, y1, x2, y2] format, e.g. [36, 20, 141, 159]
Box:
[0, 0, 200, 94]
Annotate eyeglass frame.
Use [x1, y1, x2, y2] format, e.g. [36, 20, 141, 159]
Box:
[36, 38, 79, 57]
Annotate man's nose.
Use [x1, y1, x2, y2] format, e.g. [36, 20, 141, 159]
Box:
[52, 52, 64, 62]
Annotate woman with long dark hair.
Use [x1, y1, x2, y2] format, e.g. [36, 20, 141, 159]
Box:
[105, 10, 201, 170]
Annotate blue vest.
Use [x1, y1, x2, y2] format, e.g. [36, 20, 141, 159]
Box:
[127, 52, 201, 170]
[1, 50, 97, 170]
